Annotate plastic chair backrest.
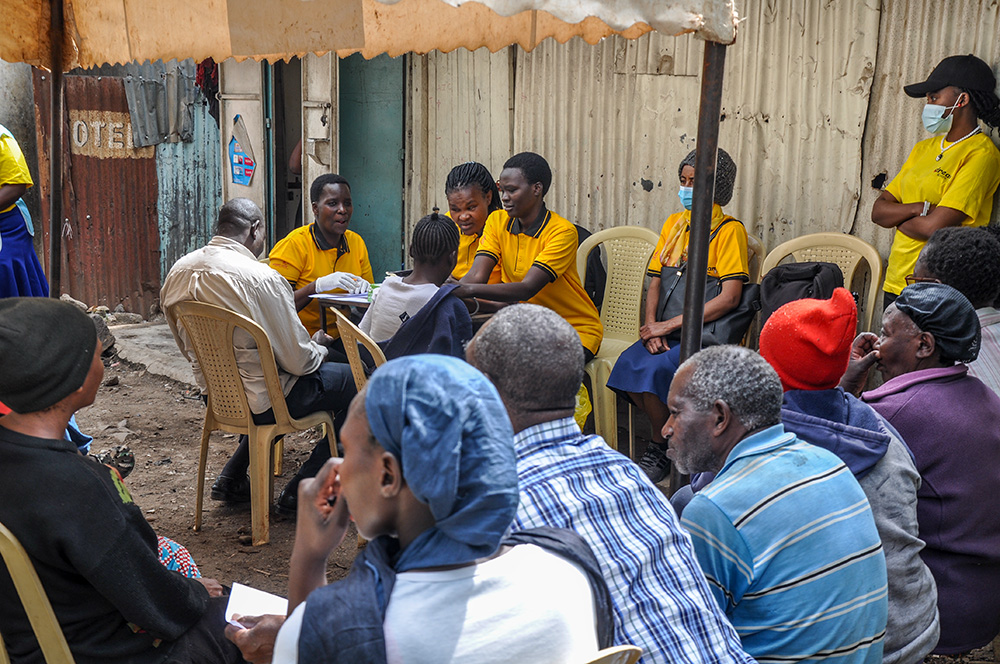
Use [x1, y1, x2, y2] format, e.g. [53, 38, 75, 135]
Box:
[168, 301, 295, 428]
[0, 521, 75, 664]
[583, 645, 642, 664]
[332, 308, 387, 390]
[577, 227, 660, 342]
[760, 232, 883, 331]
[747, 234, 764, 283]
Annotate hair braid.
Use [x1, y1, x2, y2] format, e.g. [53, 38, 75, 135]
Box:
[410, 211, 460, 263]
[445, 162, 501, 213]
[965, 88, 1000, 130]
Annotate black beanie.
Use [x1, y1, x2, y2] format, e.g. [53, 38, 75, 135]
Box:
[0, 298, 98, 414]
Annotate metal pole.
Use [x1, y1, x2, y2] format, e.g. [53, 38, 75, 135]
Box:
[670, 39, 727, 495]
[678, 40, 727, 363]
[48, 0, 64, 297]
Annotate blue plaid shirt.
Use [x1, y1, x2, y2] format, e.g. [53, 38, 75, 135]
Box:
[513, 418, 755, 664]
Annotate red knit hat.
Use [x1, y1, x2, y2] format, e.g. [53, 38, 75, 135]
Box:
[759, 287, 858, 392]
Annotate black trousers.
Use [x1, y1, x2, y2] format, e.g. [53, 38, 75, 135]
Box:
[220, 362, 356, 481]
[162, 596, 246, 664]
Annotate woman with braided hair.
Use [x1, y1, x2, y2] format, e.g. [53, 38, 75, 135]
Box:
[873, 54, 1000, 310]
[359, 211, 460, 342]
[445, 161, 503, 283]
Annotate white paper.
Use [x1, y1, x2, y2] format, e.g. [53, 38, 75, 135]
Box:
[225, 582, 288, 626]
[310, 292, 371, 306]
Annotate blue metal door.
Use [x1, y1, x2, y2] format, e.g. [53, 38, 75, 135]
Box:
[338, 53, 404, 280]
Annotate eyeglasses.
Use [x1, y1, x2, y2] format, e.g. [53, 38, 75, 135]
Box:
[904, 274, 942, 286]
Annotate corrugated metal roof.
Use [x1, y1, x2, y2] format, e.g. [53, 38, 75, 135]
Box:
[33, 70, 162, 315]
[156, 98, 223, 280]
[851, 0, 1000, 258]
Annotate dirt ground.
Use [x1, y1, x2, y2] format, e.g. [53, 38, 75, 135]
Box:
[74, 354, 359, 597]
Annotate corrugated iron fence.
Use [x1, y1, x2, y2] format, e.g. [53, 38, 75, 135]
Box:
[32, 62, 221, 315]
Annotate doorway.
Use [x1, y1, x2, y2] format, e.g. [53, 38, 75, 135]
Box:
[338, 53, 405, 279]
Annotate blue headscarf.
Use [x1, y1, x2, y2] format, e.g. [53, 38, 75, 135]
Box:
[364, 354, 519, 572]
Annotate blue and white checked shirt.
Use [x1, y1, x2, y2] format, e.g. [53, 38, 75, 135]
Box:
[512, 418, 756, 664]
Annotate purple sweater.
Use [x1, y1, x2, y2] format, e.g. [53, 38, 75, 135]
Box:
[863, 365, 1000, 654]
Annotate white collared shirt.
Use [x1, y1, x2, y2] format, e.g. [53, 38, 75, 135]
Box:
[161, 236, 327, 414]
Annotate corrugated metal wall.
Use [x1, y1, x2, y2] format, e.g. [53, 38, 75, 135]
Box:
[513, 0, 881, 250]
[34, 71, 163, 315]
[404, 0, 1000, 278]
[156, 98, 223, 278]
[405, 47, 514, 249]
[852, 0, 1000, 257]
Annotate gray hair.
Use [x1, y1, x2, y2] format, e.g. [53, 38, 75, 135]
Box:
[470, 304, 583, 411]
[678, 345, 782, 431]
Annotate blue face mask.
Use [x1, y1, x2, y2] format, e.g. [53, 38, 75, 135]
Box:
[922, 99, 960, 134]
[678, 186, 693, 211]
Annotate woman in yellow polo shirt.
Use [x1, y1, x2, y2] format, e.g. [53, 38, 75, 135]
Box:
[607, 148, 747, 483]
[270, 174, 374, 335]
[445, 161, 502, 283]
[456, 152, 603, 360]
[873, 54, 1000, 310]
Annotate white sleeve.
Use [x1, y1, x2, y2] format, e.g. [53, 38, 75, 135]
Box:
[251, 274, 326, 376]
[271, 602, 306, 664]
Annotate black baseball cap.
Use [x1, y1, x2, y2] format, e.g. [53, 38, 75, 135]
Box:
[904, 54, 997, 98]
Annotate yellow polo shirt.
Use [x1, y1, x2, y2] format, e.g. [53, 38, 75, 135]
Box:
[446, 211, 502, 283]
[0, 126, 33, 213]
[883, 132, 1000, 294]
[269, 224, 373, 335]
[647, 205, 749, 283]
[477, 208, 603, 354]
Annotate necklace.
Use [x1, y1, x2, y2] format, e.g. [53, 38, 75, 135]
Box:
[937, 126, 981, 161]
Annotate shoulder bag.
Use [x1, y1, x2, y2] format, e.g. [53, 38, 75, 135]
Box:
[654, 219, 761, 346]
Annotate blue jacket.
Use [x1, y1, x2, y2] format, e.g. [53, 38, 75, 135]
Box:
[381, 284, 472, 361]
[298, 527, 614, 663]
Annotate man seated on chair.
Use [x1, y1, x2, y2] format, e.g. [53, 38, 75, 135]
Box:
[465, 304, 755, 664]
[668, 345, 888, 663]
[0, 298, 244, 664]
[161, 197, 356, 516]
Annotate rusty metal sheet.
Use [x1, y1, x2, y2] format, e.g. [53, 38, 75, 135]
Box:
[34, 69, 162, 316]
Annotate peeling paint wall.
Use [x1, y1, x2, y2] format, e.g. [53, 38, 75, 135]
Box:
[156, 99, 223, 279]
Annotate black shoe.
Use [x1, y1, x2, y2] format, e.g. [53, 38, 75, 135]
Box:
[210, 474, 251, 503]
[275, 477, 301, 518]
[638, 443, 671, 484]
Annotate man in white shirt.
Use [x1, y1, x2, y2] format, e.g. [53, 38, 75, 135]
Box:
[161, 198, 356, 514]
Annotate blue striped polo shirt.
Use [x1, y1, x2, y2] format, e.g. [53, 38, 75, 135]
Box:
[681, 424, 888, 664]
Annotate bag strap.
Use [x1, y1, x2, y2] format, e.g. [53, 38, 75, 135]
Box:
[660, 217, 743, 309]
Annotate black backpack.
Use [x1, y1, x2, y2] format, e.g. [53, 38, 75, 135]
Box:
[759, 261, 844, 327]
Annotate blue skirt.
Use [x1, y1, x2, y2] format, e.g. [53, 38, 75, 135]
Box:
[606, 340, 682, 404]
[0, 204, 49, 298]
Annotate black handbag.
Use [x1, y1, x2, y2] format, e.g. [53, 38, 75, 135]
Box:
[654, 219, 761, 347]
